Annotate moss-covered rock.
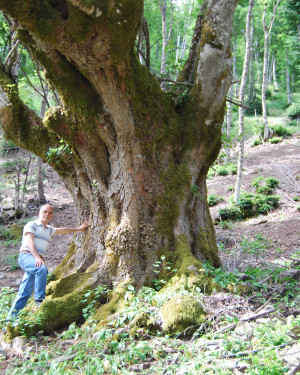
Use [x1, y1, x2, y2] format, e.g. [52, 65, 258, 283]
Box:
[160, 294, 206, 334]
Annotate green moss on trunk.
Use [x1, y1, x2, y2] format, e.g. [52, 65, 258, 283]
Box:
[54, 242, 77, 279]
[156, 163, 191, 239]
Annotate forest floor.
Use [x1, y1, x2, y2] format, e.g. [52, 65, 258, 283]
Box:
[208, 134, 300, 273]
[0, 134, 300, 374]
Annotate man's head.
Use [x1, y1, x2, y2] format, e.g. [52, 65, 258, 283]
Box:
[39, 204, 54, 225]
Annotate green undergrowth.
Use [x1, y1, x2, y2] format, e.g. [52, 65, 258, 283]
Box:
[1, 277, 299, 374]
[217, 176, 280, 222]
[208, 162, 237, 179]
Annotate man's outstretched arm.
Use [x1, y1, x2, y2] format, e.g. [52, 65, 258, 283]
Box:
[54, 222, 89, 235]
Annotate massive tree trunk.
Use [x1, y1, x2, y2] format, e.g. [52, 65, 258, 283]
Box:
[0, 0, 237, 331]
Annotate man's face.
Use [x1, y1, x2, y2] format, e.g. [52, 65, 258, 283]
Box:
[39, 205, 54, 224]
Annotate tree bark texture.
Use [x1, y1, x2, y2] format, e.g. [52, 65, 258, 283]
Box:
[0, 0, 237, 294]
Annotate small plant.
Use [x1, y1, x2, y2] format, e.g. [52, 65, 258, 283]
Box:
[207, 194, 219, 206]
[81, 285, 108, 320]
[153, 255, 177, 290]
[218, 220, 232, 229]
[215, 163, 237, 176]
[191, 184, 203, 199]
[218, 190, 280, 222]
[271, 124, 292, 137]
[240, 234, 270, 260]
[251, 176, 279, 195]
[293, 196, 299, 201]
[218, 206, 242, 221]
[6, 253, 20, 271]
[0, 138, 16, 156]
[203, 262, 239, 289]
[288, 119, 298, 127]
[251, 137, 262, 147]
[286, 102, 300, 120]
[46, 140, 73, 164]
[270, 136, 282, 144]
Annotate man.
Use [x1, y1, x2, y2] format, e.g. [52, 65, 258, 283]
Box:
[7, 204, 89, 318]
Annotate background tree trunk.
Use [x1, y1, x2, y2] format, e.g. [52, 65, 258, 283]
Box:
[262, 0, 281, 141]
[286, 47, 292, 105]
[159, 0, 174, 84]
[272, 53, 279, 90]
[235, 0, 255, 202]
[226, 85, 233, 162]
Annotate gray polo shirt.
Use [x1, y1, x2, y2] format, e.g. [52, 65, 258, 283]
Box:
[20, 219, 56, 254]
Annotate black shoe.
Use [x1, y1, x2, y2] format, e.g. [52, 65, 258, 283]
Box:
[35, 300, 43, 307]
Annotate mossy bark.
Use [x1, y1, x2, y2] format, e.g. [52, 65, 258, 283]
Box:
[0, 0, 238, 333]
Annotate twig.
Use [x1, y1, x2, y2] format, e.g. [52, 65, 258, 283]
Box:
[157, 76, 193, 87]
[226, 97, 251, 109]
[3, 40, 19, 67]
[240, 305, 275, 321]
[213, 322, 237, 335]
[264, 282, 288, 298]
[224, 340, 295, 359]
[253, 297, 272, 314]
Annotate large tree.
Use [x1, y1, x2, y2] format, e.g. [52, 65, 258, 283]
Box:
[0, 0, 237, 332]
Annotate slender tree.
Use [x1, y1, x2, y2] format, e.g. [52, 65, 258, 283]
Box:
[158, 0, 174, 80]
[286, 47, 292, 105]
[235, 0, 255, 202]
[262, 0, 281, 141]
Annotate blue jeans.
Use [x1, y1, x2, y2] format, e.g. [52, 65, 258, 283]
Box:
[7, 252, 48, 318]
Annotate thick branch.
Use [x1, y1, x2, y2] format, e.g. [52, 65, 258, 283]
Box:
[193, 0, 238, 119]
[177, 0, 209, 84]
[0, 65, 76, 171]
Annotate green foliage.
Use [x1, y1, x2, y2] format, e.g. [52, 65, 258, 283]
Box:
[0, 137, 17, 156]
[251, 137, 262, 147]
[45, 140, 73, 164]
[218, 189, 280, 222]
[286, 102, 300, 120]
[207, 194, 219, 206]
[271, 124, 293, 137]
[209, 163, 238, 178]
[6, 253, 20, 271]
[203, 262, 239, 289]
[81, 285, 108, 321]
[269, 136, 282, 144]
[191, 184, 203, 199]
[251, 176, 279, 194]
[152, 255, 177, 291]
[240, 234, 271, 259]
[219, 206, 242, 221]
[0, 287, 16, 327]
